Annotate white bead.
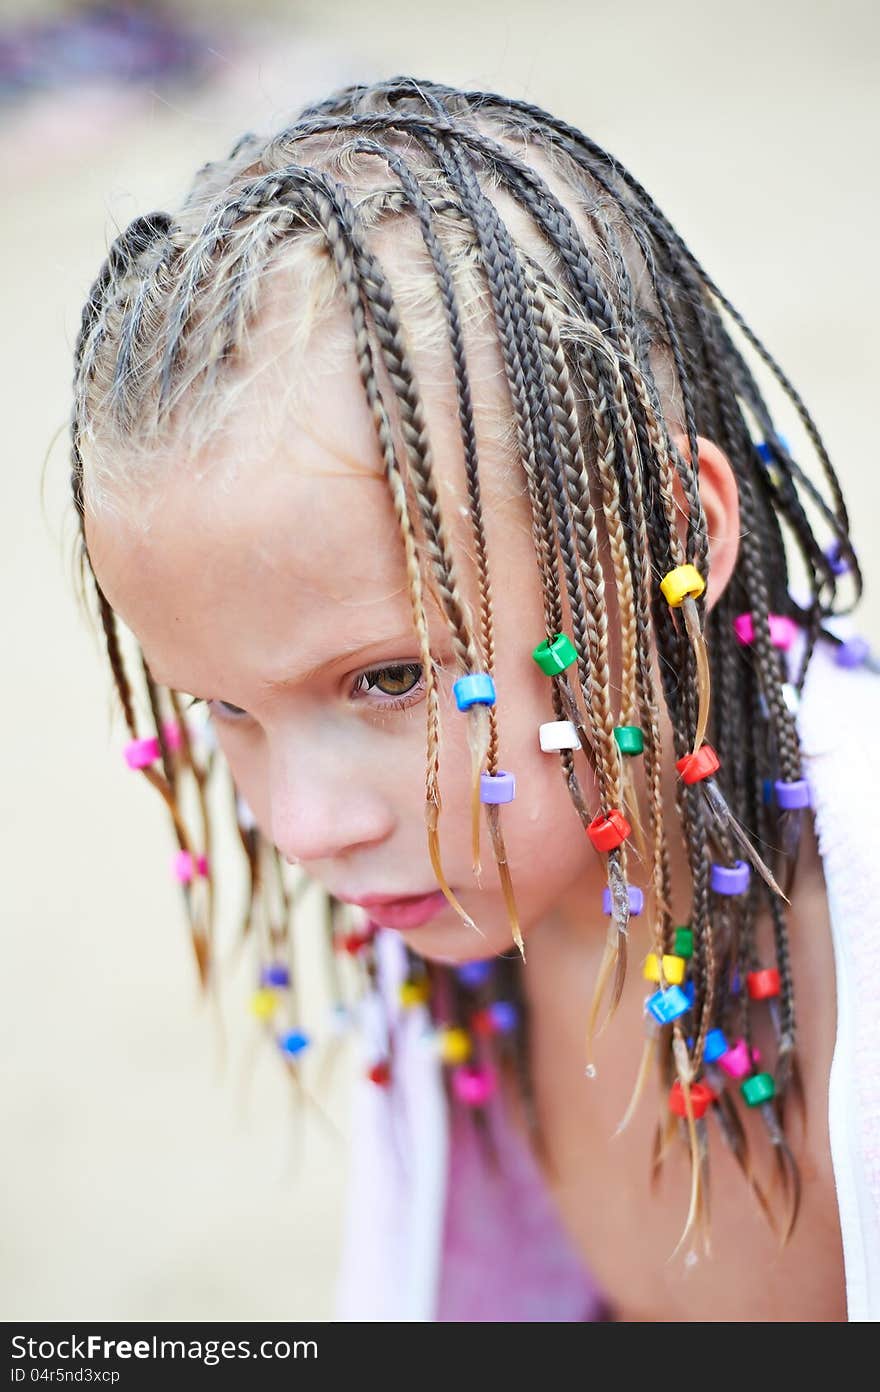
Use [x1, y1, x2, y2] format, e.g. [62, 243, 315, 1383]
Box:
[539, 719, 580, 752]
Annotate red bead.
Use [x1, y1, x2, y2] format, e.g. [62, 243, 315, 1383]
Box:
[747, 968, 781, 1000]
[586, 808, 631, 852]
[471, 1007, 497, 1038]
[368, 1061, 391, 1087]
[675, 743, 721, 785]
[669, 1079, 715, 1119]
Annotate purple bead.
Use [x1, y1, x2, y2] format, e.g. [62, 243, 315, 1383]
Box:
[260, 963, 290, 988]
[601, 885, 645, 916]
[835, 636, 870, 669]
[456, 959, 493, 989]
[825, 541, 849, 576]
[730, 968, 742, 996]
[480, 770, 516, 804]
[774, 778, 811, 810]
[710, 860, 751, 895]
[489, 1001, 518, 1032]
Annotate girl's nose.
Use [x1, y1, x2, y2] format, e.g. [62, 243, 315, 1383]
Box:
[268, 741, 395, 869]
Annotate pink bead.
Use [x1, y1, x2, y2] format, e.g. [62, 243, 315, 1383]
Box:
[173, 850, 194, 883]
[733, 612, 798, 651]
[162, 720, 182, 751]
[196, 854, 209, 877]
[768, 615, 798, 650]
[719, 1038, 761, 1079]
[733, 614, 755, 645]
[124, 736, 160, 769]
[451, 1062, 497, 1107]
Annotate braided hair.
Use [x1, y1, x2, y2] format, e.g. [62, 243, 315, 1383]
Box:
[70, 75, 861, 1254]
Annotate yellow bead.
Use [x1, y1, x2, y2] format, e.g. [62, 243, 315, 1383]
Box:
[659, 564, 706, 608]
[250, 987, 279, 1021]
[439, 1027, 472, 1064]
[642, 953, 687, 985]
[399, 979, 431, 1008]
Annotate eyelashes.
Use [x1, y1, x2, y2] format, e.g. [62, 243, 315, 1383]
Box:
[183, 660, 429, 725]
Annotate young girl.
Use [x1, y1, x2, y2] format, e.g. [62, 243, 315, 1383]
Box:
[69, 75, 879, 1322]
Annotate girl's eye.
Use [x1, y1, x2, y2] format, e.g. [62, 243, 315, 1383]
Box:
[183, 661, 428, 724]
[350, 662, 426, 710]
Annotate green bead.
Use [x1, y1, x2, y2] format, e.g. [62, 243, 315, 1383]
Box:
[531, 633, 578, 676]
[613, 725, 644, 756]
[673, 926, 694, 958]
[741, 1072, 776, 1107]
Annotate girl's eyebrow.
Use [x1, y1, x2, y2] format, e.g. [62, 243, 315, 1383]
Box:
[257, 631, 423, 692]
[147, 630, 425, 695]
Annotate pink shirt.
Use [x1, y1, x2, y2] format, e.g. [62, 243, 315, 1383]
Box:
[335, 624, 880, 1320]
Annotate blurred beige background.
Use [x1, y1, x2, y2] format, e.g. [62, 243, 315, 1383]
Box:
[3, 0, 878, 1320]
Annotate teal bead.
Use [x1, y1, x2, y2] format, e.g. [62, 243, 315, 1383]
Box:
[531, 633, 578, 675]
[741, 1072, 775, 1107]
[613, 725, 644, 756]
[673, 926, 694, 958]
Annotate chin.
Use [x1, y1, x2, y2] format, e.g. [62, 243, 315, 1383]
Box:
[394, 914, 522, 966]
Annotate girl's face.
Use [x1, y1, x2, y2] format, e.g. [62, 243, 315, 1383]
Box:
[84, 305, 657, 966]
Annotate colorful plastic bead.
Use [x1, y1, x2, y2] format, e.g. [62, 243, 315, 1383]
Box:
[368, 1060, 391, 1087]
[480, 770, 516, 804]
[587, 809, 631, 853]
[643, 953, 687, 986]
[601, 885, 645, 916]
[452, 1063, 497, 1107]
[260, 963, 290, 989]
[250, 988, 279, 1021]
[674, 926, 694, 958]
[669, 1079, 715, 1120]
[704, 1028, 728, 1064]
[825, 540, 849, 576]
[741, 1072, 776, 1107]
[124, 736, 161, 770]
[236, 793, 257, 831]
[531, 633, 578, 675]
[173, 850, 195, 884]
[488, 1001, 518, 1033]
[660, 564, 705, 608]
[747, 968, 781, 1000]
[676, 743, 720, 785]
[682, 979, 695, 1006]
[399, 979, 431, 1008]
[340, 930, 373, 956]
[645, 985, 691, 1025]
[835, 636, 871, 669]
[710, 860, 751, 895]
[719, 1039, 761, 1080]
[453, 673, 497, 710]
[732, 613, 799, 650]
[613, 725, 644, 756]
[756, 436, 791, 464]
[539, 720, 580, 752]
[196, 854, 209, 877]
[162, 720, 182, 751]
[438, 1027, 472, 1064]
[456, 960, 493, 989]
[278, 1030, 309, 1057]
[774, 779, 811, 810]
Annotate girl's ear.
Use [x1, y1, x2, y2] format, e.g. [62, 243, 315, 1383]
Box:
[668, 432, 740, 611]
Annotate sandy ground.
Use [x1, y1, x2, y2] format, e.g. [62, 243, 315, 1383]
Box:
[3, 0, 878, 1321]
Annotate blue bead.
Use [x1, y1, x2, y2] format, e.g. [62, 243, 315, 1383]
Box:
[705, 1028, 728, 1063]
[278, 1030, 309, 1056]
[762, 778, 774, 806]
[261, 963, 290, 988]
[453, 673, 497, 711]
[646, 985, 691, 1024]
[601, 885, 645, 916]
[489, 1001, 518, 1032]
[756, 433, 790, 463]
[456, 959, 493, 989]
[683, 979, 695, 1006]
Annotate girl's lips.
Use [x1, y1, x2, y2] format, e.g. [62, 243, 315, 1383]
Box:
[361, 890, 449, 931]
